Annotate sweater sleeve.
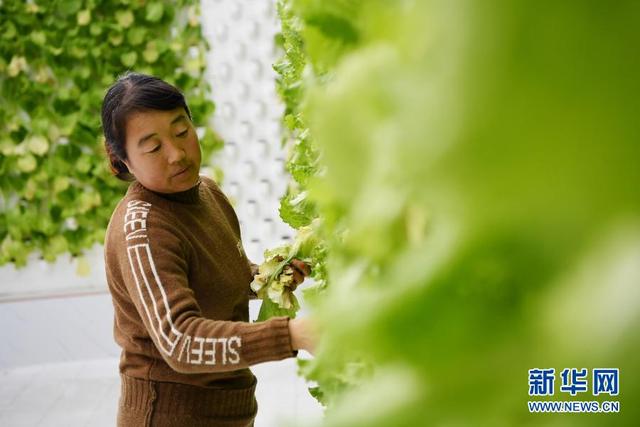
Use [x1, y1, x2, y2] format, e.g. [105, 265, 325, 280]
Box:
[115, 200, 296, 374]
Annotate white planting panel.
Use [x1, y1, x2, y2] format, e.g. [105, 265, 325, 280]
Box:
[201, 0, 294, 264]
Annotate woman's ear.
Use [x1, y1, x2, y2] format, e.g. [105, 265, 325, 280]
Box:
[122, 158, 131, 172]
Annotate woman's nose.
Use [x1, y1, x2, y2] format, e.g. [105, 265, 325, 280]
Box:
[166, 139, 186, 164]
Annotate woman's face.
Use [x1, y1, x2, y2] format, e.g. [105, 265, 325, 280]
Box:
[123, 107, 201, 193]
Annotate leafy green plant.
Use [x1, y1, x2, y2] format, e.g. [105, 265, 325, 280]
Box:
[273, 0, 640, 425]
[273, 0, 366, 233]
[252, 219, 326, 321]
[0, 0, 222, 267]
[273, 0, 318, 231]
[258, 0, 370, 410]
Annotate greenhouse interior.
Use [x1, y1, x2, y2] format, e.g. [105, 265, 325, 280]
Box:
[1, 0, 638, 426]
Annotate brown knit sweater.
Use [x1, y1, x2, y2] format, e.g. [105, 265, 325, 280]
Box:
[104, 176, 296, 389]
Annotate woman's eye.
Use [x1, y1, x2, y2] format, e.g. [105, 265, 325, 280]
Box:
[177, 129, 188, 137]
[148, 145, 161, 153]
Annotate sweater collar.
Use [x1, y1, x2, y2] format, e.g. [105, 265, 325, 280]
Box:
[134, 179, 202, 204]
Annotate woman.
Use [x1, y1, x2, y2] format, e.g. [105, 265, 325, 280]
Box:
[101, 72, 316, 427]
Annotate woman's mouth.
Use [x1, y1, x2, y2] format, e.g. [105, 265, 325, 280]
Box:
[172, 165, 190, 177]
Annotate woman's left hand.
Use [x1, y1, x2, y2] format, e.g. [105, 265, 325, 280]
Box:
[288, 258, 311, 290]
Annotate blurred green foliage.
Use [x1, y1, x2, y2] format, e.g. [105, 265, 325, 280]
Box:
[0, 0, 221, 267]
[278, 0, 640, 425]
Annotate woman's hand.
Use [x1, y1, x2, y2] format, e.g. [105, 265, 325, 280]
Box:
[288, 317, 318, 355]
[288, 258, 311, 290]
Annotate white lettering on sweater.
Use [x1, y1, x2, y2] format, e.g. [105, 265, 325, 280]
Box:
[191, 337, 205, 364]
[228, 336, 241, 364]
[204, 338, 216, 365]
[124, 200, 151, 240]
[177, 334, 242, 365]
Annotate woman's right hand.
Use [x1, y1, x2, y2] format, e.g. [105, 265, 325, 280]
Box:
[288, 317, 318, 355]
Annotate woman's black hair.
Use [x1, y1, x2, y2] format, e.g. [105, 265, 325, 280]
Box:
[101, 72, 192, 180]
